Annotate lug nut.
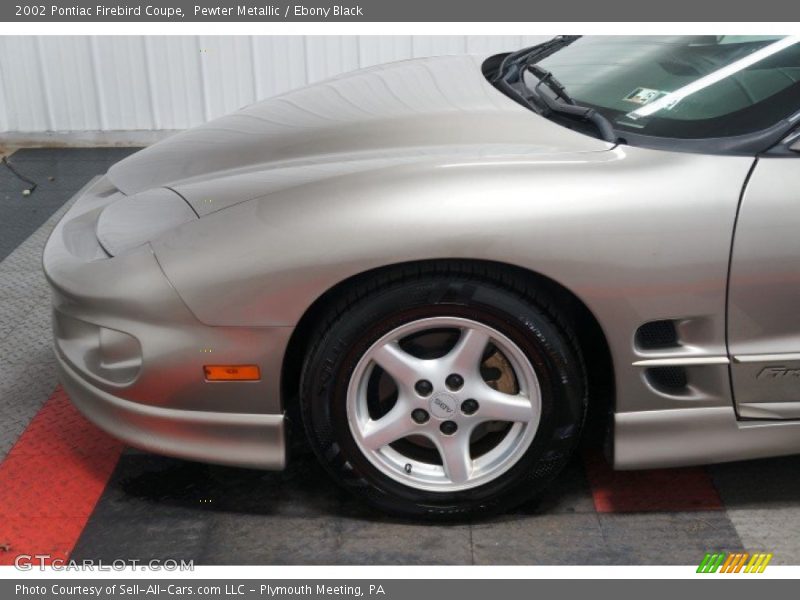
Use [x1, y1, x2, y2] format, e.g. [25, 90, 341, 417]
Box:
[439, 421, 458, 435]
[461, 399, 479, 415]
[411, 409, 429, 424]
[415, 379, 433, 396]
[445, 373, 464, 391]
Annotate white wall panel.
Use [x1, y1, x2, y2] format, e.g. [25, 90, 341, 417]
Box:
[0, 35, 549, 135]
[0, 39, 9, 133]
[38, 36, 102, 131]
[0, 37, 51, 131]
[92, 36, 153, 130]
[358, 36, 414, 67]
[145, 37, 207, 129]
[411, 36, 468, 57]
[305, 36, 360, 82]
[465, 35, 526, 54]
[250, 37, 307, 100]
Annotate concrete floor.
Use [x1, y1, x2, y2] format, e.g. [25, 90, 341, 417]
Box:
[1, 148, 799, 566]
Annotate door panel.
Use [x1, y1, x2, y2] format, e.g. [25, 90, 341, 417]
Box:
[728, 158, 800, 419]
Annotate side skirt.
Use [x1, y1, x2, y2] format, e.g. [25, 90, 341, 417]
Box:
[614, 406, 800, 469]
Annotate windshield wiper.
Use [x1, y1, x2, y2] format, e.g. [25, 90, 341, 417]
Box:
[492, 36, 618, 144]
[524, 64, 618, 143]
[493, 35, 581, 84]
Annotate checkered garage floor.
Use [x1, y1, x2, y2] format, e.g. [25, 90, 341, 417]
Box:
[2, 148, 800, 566]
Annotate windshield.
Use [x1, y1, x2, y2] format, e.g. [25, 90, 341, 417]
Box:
[529, 35, 800, 141]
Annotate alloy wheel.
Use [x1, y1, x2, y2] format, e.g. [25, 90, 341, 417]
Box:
[346, 316, 542, 492]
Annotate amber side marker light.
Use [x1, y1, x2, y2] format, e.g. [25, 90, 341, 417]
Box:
[204, 365, 261, 381]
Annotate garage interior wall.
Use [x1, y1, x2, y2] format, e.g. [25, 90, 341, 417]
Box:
[0, 36, 550, 139]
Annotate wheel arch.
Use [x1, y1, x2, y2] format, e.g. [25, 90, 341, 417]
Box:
[281, 259, 615, 444]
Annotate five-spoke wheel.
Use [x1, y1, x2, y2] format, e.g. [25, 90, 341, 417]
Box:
[347, 317, 541, 491]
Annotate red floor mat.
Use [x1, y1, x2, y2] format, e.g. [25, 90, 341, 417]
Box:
[0, 387, 122, 565]
[583, 451, 723, 513]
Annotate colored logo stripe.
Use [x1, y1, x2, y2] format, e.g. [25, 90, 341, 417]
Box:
[697, 552, 773, 573]
[745, 553, 773, 573]
[724, 553, 748, 573]
[697, 552, 726, 573]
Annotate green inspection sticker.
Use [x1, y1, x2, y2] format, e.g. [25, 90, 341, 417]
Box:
[623, 87, 668, 105]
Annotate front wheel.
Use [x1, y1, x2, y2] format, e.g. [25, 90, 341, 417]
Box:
[299, 268, 587, 519]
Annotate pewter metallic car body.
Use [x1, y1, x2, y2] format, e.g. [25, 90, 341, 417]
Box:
[44, 54, 800, 471]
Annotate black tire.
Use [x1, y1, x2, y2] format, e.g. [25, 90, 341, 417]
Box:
[299, 264, 587, 519]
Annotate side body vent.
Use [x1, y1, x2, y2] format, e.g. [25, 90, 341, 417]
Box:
[632, 317, 727, 401]
[635, 320, 679, 350]
[645, 366, 688, 394]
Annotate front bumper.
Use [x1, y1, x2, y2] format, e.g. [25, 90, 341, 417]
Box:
[57, 354, 285, 468]
[43, 177, 290, 469]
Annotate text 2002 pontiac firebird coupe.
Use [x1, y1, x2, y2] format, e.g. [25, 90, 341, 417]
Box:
[45, 36, 800, 518]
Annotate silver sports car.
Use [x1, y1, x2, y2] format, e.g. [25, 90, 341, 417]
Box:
[44, 35, 800, 518]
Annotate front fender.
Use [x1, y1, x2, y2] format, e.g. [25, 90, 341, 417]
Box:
[151, 144, 753, 415]
[153, 145, 749, 331]
[153, 148, 624, 327]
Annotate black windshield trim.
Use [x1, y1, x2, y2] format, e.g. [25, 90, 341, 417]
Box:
[483, 52, 798, 157]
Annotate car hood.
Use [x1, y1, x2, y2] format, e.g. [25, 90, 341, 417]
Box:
[108, 54, 612, 195]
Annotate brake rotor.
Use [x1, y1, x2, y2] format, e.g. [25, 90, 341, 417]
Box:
[481, 347, 520, 395]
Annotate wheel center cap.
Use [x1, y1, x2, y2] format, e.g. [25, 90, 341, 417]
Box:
[429, 393, 457, 419]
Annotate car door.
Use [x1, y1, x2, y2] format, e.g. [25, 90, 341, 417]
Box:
[728, 138, 800, 419]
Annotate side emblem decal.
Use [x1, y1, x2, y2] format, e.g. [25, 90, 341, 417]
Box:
[757, 366, 800, 379]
